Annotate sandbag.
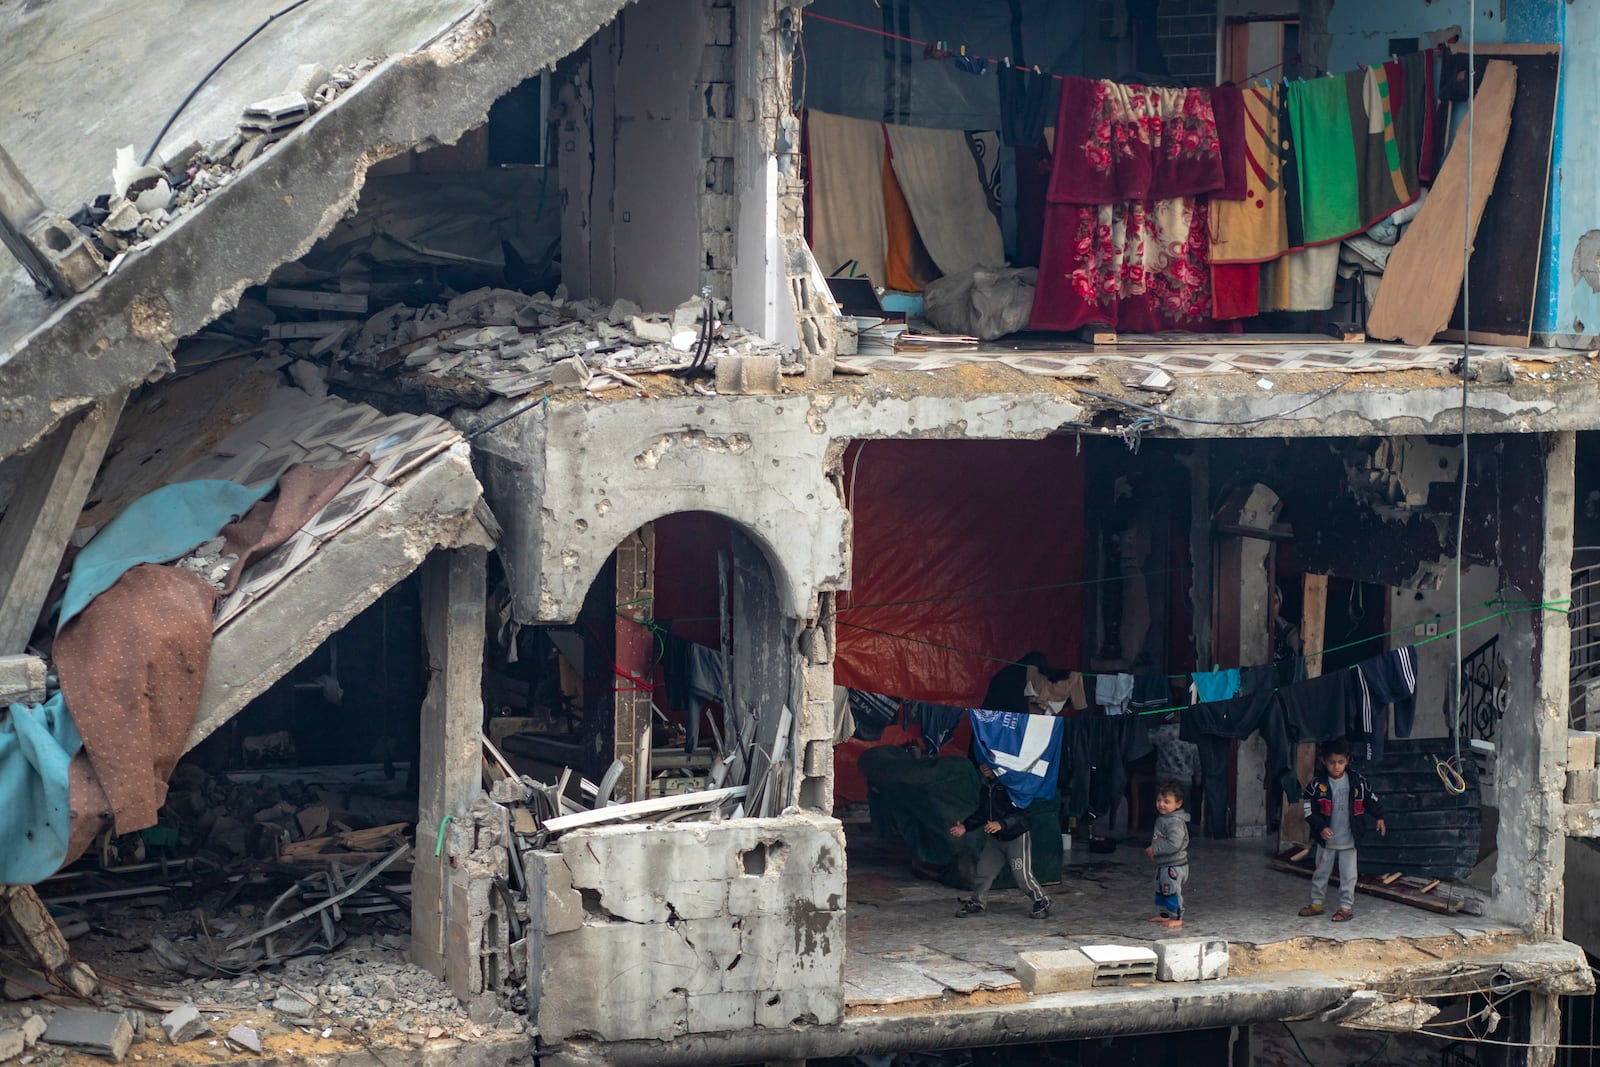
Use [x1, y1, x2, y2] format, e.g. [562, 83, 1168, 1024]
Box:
[923, 267, 1038, 340]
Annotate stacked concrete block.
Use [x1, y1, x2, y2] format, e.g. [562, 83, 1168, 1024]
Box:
[1568, 731, 1598, 802]
[698, 0, 738, 302]
[1154, 938, 1230, 982]
[1016, 949, 1098, 994]
[523, 811, 846, 1042]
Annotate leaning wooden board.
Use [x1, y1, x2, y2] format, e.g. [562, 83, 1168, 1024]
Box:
[1444, 46, 1562, 345]
[1366, 60, 1517, 347]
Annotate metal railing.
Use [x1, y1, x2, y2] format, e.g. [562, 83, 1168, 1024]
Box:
[1457, 634, 1506, 744]
[1570, 562, 1600, 729]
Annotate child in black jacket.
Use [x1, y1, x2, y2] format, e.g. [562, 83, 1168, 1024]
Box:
[949, 763, 1051, 919]
[1298, 737, 1386, 922]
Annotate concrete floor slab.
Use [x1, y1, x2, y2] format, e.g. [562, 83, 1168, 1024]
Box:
[843, 831, 1518, 1007]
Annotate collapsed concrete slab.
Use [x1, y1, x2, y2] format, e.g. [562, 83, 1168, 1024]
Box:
[0, 0, 635, 462]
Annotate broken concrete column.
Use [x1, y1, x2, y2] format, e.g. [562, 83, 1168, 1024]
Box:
[412, 546, 490, 993]
[524, 812, 845, 1043]
[0, 143, 105, 298]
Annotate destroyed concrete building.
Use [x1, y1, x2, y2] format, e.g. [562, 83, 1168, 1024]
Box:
[3, 0, 1600, 1065]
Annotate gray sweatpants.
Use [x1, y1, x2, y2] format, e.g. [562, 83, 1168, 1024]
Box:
[1311, 845, 1359, 910]
[972, 832, 1046, 905]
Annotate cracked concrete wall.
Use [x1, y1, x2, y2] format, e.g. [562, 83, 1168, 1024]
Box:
[0, 0, 635, 462]
[524, 812, 845, 1043]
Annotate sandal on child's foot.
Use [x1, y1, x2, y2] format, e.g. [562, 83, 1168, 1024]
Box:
[1147, 915, 1170, 923]
[1298, 904, 1324, 917]
[1330, 908, 1354, 922]
[1159, 917, 1184, 929]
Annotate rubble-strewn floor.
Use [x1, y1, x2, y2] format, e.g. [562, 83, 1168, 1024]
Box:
[842, 831, 1518, 1008]
[1, 910, 530, 1067]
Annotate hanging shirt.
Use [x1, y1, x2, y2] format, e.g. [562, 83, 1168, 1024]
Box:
[1095, 672, 1135, 715]
[1190, 667, 1242, 704]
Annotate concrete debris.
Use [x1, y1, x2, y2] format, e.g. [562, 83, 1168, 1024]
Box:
[40, 1010, 133, 1062]
[76, 59, 381, 261]
[225, 1024, 262, 1053]
[158, 1004, 209, 1044]
[0, 1029, 21, 1062]
[18, 1016, 44, 1049]
[174, 537, 238, 590]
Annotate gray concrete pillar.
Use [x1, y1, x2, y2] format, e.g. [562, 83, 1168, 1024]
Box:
[1489, 432, 1574, 939]
[411, 546, 489, 986]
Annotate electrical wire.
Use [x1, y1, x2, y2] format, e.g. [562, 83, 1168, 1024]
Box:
[1072, 381, 1347, 429]
[141, 0, 325, 166]
[1452, 0, 1478, 788]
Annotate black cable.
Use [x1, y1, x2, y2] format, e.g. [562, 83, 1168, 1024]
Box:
[141, 0, 323, 166]
[1073, 381, 1347, 428]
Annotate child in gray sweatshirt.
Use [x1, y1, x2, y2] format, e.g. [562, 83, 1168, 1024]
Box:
[1145, 780, 1191, 930]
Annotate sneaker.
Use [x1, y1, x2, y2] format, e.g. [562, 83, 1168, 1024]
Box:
[1031, 898, 1052, 919]
[955, 898, 986, 918]
[1298, 904, 1324, 917]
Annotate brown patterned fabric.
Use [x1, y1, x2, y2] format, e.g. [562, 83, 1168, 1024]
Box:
[55, 564, 216, 833]
[218, 458, 364, 595]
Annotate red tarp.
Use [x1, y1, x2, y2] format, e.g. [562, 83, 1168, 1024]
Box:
[834, 439, 1086, 704]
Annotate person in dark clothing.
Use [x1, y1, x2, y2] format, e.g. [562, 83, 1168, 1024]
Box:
[949, 762, 1051, 919]
[1145, 779, 1191, 929]
[1298, 737, 1386, 922]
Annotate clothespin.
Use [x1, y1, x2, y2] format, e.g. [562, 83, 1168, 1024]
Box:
[1003, 56, 1011, 69]
[959, 44, 966, 56]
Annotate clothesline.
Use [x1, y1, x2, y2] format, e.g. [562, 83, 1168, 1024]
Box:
[802, 10, 1064, 80]
[837, 595, 1564, 692]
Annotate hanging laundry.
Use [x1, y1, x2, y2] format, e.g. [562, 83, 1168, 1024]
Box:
[1095, 672, 1136, 715]
[911, 701, 968, 754]
[1354, 646, 1419, 760]
[1385, 52, 1428, 194]
[1287, 76, 1362, 244]
[1417, 49, 1442, 184]
[1347, 65, 1420, 226]
[1211, 263, 1261, 319]
[0, 693, 81, 884]
[1208, 84, 1290, 265]
[882, 145, 940, 293]
[1030, 198, 1218, 332]
[952, 54, 989, 76]
[1211, 84, 1248, 201]
[805, 109, 890, 286]
[1179, 681, 1279, 839]
[1270, 669, 1357, 794]
[1275, 85, 1307, 251]
[1026, 665, 1089, 714]
[970, 709, 1065, 807]
[847, 688, 901, 742]
[1129, 674, 1172, 714]
[1258, 243, 1339, 312]
[1013, 145, 1052, 268]
[998, 66, 1058, 149]
[1189, 667, 1242, 704]
[884, 124, 1006, 276]
[1046, 77, 1224, 204]
[1062, 714, 1153, 821]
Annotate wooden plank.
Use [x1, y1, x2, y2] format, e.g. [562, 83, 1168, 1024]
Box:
[1281, 573, 1328, 848]
[613, 526, 654, 804]
[280, 822, 409, 858]
[1095, 332, 1357, 347]
[1270, 849, 1478, 915]
[540, 785, 748, 832]
[0, 393, 125, 653]
[1445, 48, 1561, 345]
[1367, 61, 1518, 346]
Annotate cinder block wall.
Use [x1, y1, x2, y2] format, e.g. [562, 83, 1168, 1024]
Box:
[1159, 0, 1219, 83]
[524, 811, 846, 1042]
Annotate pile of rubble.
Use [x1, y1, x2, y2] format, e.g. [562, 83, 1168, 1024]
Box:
[216, 284, 799, 403]
[73, 60, 380, 260]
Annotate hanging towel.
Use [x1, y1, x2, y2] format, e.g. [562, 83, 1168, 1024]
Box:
[0, 693, 82, 884]
[1095, 672, 1136, 715]
[1211, 84, 1291, 264]
[1030, 198, 1219, 332]
[806, 110, 889, 285]
[1210, 85, 1249, 201]
[1190, 667, 1242, 704]
[912, 702, 968, 754]
[1287, 76, 1362, 244]
[884, 124, 1007, 276]
[971, 709, 1065, 808]
[1211, 263, 1261, 319]
[1047, 78, 1224, 204]
[998, 66, 1057, 149]
[1259, 242, 1340, 312]
[1275, 86, 1307, 251]
[1417, 48, 1442, 184]
[1387, 53, 1429, 196]
[1013, 145, 1051, 268]
[1347, 66, 1419, 227]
